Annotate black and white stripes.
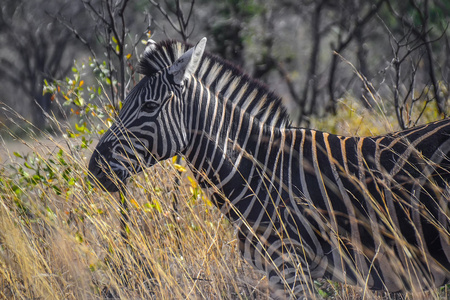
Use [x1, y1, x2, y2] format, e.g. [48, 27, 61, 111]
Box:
[89, 38, 450, 299]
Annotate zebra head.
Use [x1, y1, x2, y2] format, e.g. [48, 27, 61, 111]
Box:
[88, 38, 207, 192]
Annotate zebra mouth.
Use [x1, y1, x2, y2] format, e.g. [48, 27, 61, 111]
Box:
[88, 152, 130, 193]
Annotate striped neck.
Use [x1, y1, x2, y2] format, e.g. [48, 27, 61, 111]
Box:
[181, 76, 284, 216]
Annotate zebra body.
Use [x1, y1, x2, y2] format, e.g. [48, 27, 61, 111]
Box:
[89, 38, 450, 298]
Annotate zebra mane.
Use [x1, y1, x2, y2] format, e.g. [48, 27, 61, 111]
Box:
[138, 39, 291, 128]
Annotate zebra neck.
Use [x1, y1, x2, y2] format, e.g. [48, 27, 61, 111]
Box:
[182, 84, 285, 216]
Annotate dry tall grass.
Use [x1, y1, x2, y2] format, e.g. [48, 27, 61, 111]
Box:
[0, 133, 271, 299]
[0, 101, 449, 299]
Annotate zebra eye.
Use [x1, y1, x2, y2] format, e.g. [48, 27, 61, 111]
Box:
[142, 101, 159, 111]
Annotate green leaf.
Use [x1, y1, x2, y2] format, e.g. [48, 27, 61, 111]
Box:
[74, 97, 85, 107]
[52, 185, 61, 195]
[67, 177, 76, 186]
[32, 174, 42, 183]
[146, 199, 162, 213]
[12, 185, 22, 196]
[46, 207, 56, 219]
[75, 122, 88, 134]
[75, 232, 83, 243]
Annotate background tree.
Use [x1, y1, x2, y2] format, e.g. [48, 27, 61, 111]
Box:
[1, 0, 449, 130]
[0, 0, 86, 127]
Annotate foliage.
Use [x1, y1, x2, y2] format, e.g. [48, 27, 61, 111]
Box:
[43, 59, 117, 136]
[309, 92, 446, 137]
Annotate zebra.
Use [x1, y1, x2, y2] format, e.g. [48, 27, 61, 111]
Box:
[88, 37, 450, 299]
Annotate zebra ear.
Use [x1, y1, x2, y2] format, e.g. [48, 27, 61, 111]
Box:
[168, 37, 207, 85]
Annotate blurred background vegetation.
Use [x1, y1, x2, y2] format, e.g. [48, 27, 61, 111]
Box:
[1, 0, 449, 134]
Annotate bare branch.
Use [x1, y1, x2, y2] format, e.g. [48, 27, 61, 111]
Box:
[386, 0, 447, 115]
[149, 0, 182, 35]
[149, 0, 195, 42]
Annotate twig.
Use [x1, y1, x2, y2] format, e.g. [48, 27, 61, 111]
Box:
[149, 0, 195, 42]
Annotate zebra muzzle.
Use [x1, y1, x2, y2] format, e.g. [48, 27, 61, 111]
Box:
[88, 150, 128, 192]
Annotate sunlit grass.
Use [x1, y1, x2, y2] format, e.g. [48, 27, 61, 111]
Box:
[0, 96, 449, 299]
[0, 129, 271, 299]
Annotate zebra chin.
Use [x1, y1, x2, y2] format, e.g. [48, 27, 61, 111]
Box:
[88, 165, 130, 193]
[91, 169, 130, 193]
